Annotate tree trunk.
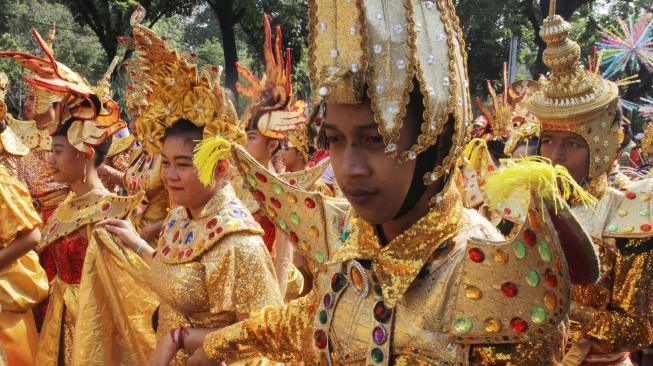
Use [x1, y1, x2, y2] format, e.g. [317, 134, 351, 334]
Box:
[209, 0, 239, 100]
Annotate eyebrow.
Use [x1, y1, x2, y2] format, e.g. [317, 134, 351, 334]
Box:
[161, 154, 193, 161]
[323, 122, 377, 131]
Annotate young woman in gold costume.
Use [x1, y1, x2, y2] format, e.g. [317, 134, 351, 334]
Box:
[1, 29, 158, 365]
[96, 21, 283, 366]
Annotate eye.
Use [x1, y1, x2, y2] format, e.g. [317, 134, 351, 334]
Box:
[363, 135, 384, 145]
[324, 134, 343, 147]
[161, 160, 170, 167]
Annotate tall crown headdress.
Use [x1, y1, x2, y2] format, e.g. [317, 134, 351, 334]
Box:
[527, 1, 620, 180]
[309, 0, 472, 187]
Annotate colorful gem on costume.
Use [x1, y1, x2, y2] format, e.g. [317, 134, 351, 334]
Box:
[101, 202, 111, 212]
[525, 269, 540, 287]
[272, 182, 284, 194]
[270, 197, 282, 209]
[465, 285, 482, 300]
[305, 197, 316, 208]
[168, 219, 177, 228]
[467, 247, 485, 263]
[538, 241, 553, 263]
[255, 172, 267, 183]
[289, 231, 299, 243]
[544, 269, 557, 288]
[513, 240, 527, 259]
[184, 232, 194, 244]
[318, 310, 328, 324]
[510, 317, 528, 333]
[370, 348, 384, 363]
[373, 326, 387, 345]
[277, 218, 288, 231]
[530, 306, 547, 324]
[314, 330, 328, 349]
[373, 301, 392, 323]
[310, 226, 320, 238]
[290, 212, 301, 225]
[207, 218, 218, 229]
[348, 261, 369, 298]
[331, 273, 346, 292]
[323, 293, 334, 308]
[626, 191, 636, 200]
[484, 318, 502, 332]
[523, 229, 536, 246]
[246, 174, 257, 187]
[501, 282, 518, 297]
[453, 317, 473, 333]
[544, 291, 557, 310]
[494, 249, 509, 263]
[254, 190, 266, 202]
[286, 193, 298, 203]
[642, 224, 652, 232]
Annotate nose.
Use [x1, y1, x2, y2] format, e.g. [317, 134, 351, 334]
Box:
[549, 142, 566, 165]
[341, 143, 371, 179]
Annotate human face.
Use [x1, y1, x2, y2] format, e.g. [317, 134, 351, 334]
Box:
[539, 130, 590, 184]
[22, 91, 36, 120]
[23, 91, 55, 129]
[160, 135, 217, 213]
[323, 100, 418, 225]
[49, 135, 87, 184]
[246, 129, 278, 166]
[281, 146, 306, 172]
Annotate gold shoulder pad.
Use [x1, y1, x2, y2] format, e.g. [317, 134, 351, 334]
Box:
[450, 193, 598, 344]
[279, 159, 329, 190]
[232, 144, 350, 272]
[603, 178, 653, 238]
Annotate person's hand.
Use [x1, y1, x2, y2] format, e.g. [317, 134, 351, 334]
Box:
[141, 221, 164, 243]
[186, 347, 221, 366]
[95, 218, 142, 251]
[148, 335, 178, 366]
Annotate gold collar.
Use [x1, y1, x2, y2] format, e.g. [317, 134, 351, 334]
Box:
[330, 184, 464, 307]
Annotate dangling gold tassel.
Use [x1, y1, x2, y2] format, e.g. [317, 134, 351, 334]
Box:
[484, 156, 597, 213]
[193, 136, 232, 187]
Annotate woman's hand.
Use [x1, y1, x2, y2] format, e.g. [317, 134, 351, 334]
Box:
[95, 218, 141, 251]
[147, 335, 178, 366]
[186, 347, 221, 366]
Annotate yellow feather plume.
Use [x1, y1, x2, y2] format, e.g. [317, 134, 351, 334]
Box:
[485, 156, 597, 213]
[193, 136, 232, 187]
[464, 138, 491, 170]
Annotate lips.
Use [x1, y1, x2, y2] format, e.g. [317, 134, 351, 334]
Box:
[342, 187, 378, 205]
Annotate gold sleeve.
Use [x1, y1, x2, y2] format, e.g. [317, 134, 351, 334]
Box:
[0, 166, 41, 244]
[202, 232, 284, 314]
[204, 290, 317, 363]
[572, 239, 653, 353]
[469, 327, 564, 365]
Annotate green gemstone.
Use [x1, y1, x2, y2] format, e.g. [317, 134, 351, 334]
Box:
[318, 310, 328, 324]
[290, 212, 301, 225]
[607, 224, 618, 232]
[277, 219, 288, 231]
[513, 240, 526, 259]
[272, 182, 284, 194]
[316, 252, 326, 264]
[530, 306, 547, 324]
[375, 284, 383, 297]
[641, 209, 650, 216]
[341, 231, 351, 242]
[453, 317, 473, 334]
[245, 174, 257, 187]
[525, 269, 540, 287]
[370, 348, 384, 363]
[538, 240, 553, 263]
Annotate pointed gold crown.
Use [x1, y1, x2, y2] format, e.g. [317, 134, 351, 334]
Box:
[0, 72, 8, 100]
[0, 28, 125, 155]
[309, 0, 472, 186]
[128, 15, 244, 153]
[527, 3, 620, 179]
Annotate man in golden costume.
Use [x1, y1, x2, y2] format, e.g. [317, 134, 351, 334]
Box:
[528, 4, 653, 365]
[187, 1, 602, 365]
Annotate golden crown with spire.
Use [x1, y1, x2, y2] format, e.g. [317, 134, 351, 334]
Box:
[527, 1, 620, 180]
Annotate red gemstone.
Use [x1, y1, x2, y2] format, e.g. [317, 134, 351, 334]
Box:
[254, 190, 266, 202]
[290, 179, 297, 186]
[185, 248, 193, 257]
[172, 231, 180, 242]
[289, 231, 299, 243]
[314, 330, 328, 349]
[626, 191, 636, 200]
[162, 246, 170, 255]
[211, 66, 219, 73]
[510, 317, 528, 333]
[487, 165, 495, 172]
[255, 172, 268, 183]
[208, 232, 215, 240]
[467, 248, 485, 263]
[523, 229, 536, 247]
[271, 197, 282, 209]
[178, 251, 185, 258]
[544, 269, 557, 288]
[501, 282, 518, 297]
[127, 84, 134, 91]
[305, 198, 316, 208]
[207, 218, 218, 229]
[503, 207, 511, 215]
[641, 224, 652, 232]
[216, 227, 224, 234]
[101, 202, 111, 212]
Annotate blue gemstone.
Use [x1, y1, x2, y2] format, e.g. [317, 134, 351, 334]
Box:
[181, 222, 189, 228]
[185, 232, 194, 243]
[168, 219, 176, 228]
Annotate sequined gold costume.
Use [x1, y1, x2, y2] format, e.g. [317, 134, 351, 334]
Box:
[148, 183, 283, 365]
[0, 163, 48, 366]
[526, 5, 653, 365]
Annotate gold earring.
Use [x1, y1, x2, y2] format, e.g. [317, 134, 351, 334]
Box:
[83, 160, 87, 184]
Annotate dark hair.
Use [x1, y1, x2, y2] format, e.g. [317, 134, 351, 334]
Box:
[54, 121, 112, 167]
[162, 118, 204, 145]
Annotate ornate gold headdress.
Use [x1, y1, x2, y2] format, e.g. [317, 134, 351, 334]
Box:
[309, 0, 472, 189]
[0, 28, 125, 155]
[0, 72, 9, 100]
[237, 14, 306, 139]
[641, 122, 653, 157]
[286, 104, 311, 161]
[527, 1, 620, 180]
